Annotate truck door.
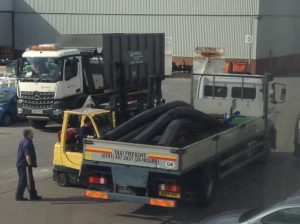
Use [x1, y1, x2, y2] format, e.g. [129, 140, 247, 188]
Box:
[63, 57, 82, 98]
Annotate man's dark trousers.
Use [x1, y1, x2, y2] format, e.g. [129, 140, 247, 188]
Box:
[16, 166, 37, 199]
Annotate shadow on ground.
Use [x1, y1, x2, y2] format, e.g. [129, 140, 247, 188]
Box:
[115, 152, 300, 224]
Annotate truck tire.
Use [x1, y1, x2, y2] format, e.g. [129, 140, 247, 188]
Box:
[2, 114, 12, 126]
[57, 173, 70, 187]
[196, 163, 218, 206]
[29, 120, 47, 129]
[294, 113, 300, 157]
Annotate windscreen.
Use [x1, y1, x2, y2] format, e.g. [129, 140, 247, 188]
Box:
[19, 57, 63, 82]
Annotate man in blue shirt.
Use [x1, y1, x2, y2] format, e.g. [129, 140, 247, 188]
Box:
[16, 129, 42, 201]
[78, 117, 94, 141]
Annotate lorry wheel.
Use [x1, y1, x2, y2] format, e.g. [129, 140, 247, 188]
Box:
[2, 114, 12, 126]
[196, 164, 217, 206]
[57, 173, 70, 187]
[29, 120, 47, 129]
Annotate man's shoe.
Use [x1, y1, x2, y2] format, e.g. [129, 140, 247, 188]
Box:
[30, 195, 42, 201]
[16, 197, 28, 201]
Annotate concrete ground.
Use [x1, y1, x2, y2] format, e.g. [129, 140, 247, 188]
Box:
[0, 76, 299, 224]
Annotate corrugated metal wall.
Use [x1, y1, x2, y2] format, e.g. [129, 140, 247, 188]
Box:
[13, 0, 259, 59]
[0, 0, 13, 48]
[14, 0, 259, 15]
[0, 0, 13, 11]
[15, 14, 255, 59]
[260, 0, 300, 16]
[0, 13, 13, 47]
[256, 0, 300, 58]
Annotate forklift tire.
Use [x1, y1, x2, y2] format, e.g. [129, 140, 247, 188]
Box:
[29, 120, 47, 129]
[196, 163, 218, 206]
[57, 173, 70, 187]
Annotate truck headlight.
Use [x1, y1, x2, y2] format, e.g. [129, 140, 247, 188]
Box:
[18, 108, 23, 114]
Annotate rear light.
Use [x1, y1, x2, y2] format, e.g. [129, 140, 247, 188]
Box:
[88, 176, 108, 185]
[158, 184, 180, 193]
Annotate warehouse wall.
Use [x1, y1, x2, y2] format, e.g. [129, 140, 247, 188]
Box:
[0, 0, 13, 59]
[13, 0, 259, 60]
[14, 13, 255, 59]
[0, 0, 13, 11]
[253, 0, 300, 73]
[0, 13, 13, 47]
[14, 0, 259, 15]
[14, 13, 60, 50]
[257, 0, 300, 58]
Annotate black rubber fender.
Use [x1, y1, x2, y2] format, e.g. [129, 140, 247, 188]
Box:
[158, 118, 205, 147]
[133, 107, 221, 144]
[102, 101, 193, 140]
[117, 122, 150, 142]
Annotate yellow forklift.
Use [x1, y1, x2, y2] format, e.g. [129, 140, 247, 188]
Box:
[53, 108, 115, 186]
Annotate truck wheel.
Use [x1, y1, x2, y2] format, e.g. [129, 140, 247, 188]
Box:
[29, 120, 47, 129]
[57, 173, 69, 187]
[2, 114, 12, 126]
[196, 164, 218, 206]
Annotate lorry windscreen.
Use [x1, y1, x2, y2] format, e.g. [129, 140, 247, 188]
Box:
[19, 57, 63, 82]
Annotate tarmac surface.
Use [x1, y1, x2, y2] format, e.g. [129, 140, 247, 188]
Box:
[0, 76, 299, 224]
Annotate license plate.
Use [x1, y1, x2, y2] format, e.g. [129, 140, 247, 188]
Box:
[159, 191, 180, 199]
[32, 109, 43, 114]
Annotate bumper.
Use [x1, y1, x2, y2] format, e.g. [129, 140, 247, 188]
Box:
[17, 107, 63, 121]
[85, 190, 177, 208]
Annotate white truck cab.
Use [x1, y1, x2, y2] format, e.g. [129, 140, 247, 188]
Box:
[17, 45, 87, 128]
[16, 34, 166, 129]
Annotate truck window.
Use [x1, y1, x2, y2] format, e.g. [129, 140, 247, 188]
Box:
[89, 58, 104, 90]
[232, 87, 256, 100]
[65, 57, 78, 81]
[204, 86, 227, 97]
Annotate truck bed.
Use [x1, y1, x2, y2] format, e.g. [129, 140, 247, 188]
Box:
[83, 117, 265, 173]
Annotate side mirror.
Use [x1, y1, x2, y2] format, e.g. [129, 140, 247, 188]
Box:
[271, 83, 286, 104]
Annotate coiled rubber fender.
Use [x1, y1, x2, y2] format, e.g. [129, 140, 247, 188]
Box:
[133, 107, 221, 144]
[117, 122, 150, 142]
[158, 119, 205, 147]
[102, 101, 193, 140]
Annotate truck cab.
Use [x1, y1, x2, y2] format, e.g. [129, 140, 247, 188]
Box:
[17, 34, 165, 129]
[17, 45, 104, 128]
[53, 108, 114, 187]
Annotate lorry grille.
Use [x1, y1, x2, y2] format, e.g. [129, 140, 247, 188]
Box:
[21, 91, 55, 109]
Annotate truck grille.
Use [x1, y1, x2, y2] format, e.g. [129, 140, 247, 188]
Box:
[21, 91, 55, 109]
